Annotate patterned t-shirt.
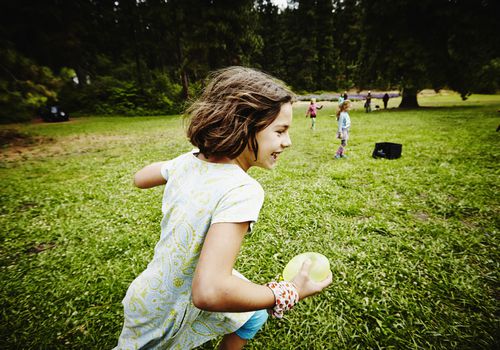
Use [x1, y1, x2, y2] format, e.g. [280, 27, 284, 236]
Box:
[115, 150, 265, 349]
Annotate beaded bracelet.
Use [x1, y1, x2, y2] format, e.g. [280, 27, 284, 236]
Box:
[265, 281, 299, 318]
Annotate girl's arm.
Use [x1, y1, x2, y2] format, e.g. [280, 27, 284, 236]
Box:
[133, 161, 167, 189]
[192, 222, 331, 312]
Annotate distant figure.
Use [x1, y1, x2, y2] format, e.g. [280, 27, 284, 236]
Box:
[338, 92, 348, 106]
[364, 91, 372, 113]
[382, 93, 390, 109]
[305, 98, 323, 130]
[338, 95, 344, 106]
[335, 99, 351, 159]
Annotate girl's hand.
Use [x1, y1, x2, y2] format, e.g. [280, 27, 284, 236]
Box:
[292, 259, 332, 300]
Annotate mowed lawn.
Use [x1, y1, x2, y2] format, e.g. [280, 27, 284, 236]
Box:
[0, 92, 499, 349]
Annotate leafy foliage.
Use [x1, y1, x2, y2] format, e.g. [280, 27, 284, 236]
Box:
[0, 46, 68, 123]
[59, 72, 183, 116]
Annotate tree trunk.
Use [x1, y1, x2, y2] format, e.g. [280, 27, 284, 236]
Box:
[399, 88, 419, 108]
[134, 46, 144, 92]
[181, 69, 189, 100]
[175, 33, 189, 100]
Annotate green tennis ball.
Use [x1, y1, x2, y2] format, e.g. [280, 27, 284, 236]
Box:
[282, 252, 330, 282]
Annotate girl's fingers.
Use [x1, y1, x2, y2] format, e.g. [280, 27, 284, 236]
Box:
[317, 272, 333, 289]
[299, 259, 313, 275]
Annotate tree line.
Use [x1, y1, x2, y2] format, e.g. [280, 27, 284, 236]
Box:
[1, 0, 498, 122]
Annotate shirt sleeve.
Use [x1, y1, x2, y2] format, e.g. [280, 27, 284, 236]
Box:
[212, 182, 265, 232]
[160, 160, 173, 181]
[338, 113, 344, 133]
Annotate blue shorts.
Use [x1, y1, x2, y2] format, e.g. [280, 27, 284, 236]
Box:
[235, 309, 268, 340]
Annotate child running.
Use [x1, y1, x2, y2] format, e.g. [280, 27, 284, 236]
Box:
[305, 98, 323, 130]
[335, 100, 352, 159]
[114, 67, 332, 350]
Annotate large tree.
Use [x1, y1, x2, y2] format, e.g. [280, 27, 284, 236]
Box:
[356, 0, 500, 107]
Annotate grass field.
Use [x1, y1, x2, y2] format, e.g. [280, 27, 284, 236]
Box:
[1, 92, 499, 349]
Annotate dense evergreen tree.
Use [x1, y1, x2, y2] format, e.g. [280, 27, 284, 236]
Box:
[445, 0, 500, 96]
[314, 0, 336, 90]
[286, 0, 318, 91]
[254, 1, 285, 78]
[0, 0, 498, 121]
[331, 0, 363, 89]
[356, 0, 500, 107]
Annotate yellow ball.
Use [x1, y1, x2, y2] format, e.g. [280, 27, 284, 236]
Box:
[282, 252, 331, 282]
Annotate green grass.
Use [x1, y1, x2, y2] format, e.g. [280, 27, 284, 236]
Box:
[1, 92, 499, 349]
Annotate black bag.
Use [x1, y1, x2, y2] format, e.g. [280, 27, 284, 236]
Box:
[372, 142, 402, 159]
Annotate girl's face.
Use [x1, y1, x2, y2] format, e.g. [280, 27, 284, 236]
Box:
[236, 102, 293, 171]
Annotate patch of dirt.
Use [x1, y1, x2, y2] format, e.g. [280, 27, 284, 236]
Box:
[0, 129, 55, 162]
[1, 129, 41, 147]
[0, 131, 145, 162]
[26, 242, 56, 254]
[414, 212, 430, 222]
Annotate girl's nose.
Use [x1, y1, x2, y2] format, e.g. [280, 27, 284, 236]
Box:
[282, 133, 292, 148]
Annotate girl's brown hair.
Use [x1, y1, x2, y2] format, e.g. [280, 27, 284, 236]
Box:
[336, 99, 351, 120]
[186, 66, 295, 160]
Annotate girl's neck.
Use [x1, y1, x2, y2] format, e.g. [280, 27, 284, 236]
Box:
[197, 152, 231, 164]
[196, 152, 250, 172]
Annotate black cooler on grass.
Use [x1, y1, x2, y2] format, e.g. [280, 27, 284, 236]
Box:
[372, 142, 402, 159]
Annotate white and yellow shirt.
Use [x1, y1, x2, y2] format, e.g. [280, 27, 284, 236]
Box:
[115, 150, 265, 349]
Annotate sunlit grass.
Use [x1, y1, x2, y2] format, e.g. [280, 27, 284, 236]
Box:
[1, 94, 499, 349]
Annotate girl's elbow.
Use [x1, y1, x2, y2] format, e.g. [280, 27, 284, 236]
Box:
[192, 291, 210, 310]
[133, 175, 146, 188]
[192, 286, 218, 310]
[134, 172, 158, 189]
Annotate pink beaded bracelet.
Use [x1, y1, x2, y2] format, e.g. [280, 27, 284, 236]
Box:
[265, 281, 299, 318]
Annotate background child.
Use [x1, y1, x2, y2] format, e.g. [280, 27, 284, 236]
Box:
[114, 67, 332, 350]
[335, 100, 352, 159]
[305, 97, 323, 130]
[338, 91, 348, 106]
[364, 91, 372, 113]
[382, 92, 390, 109]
